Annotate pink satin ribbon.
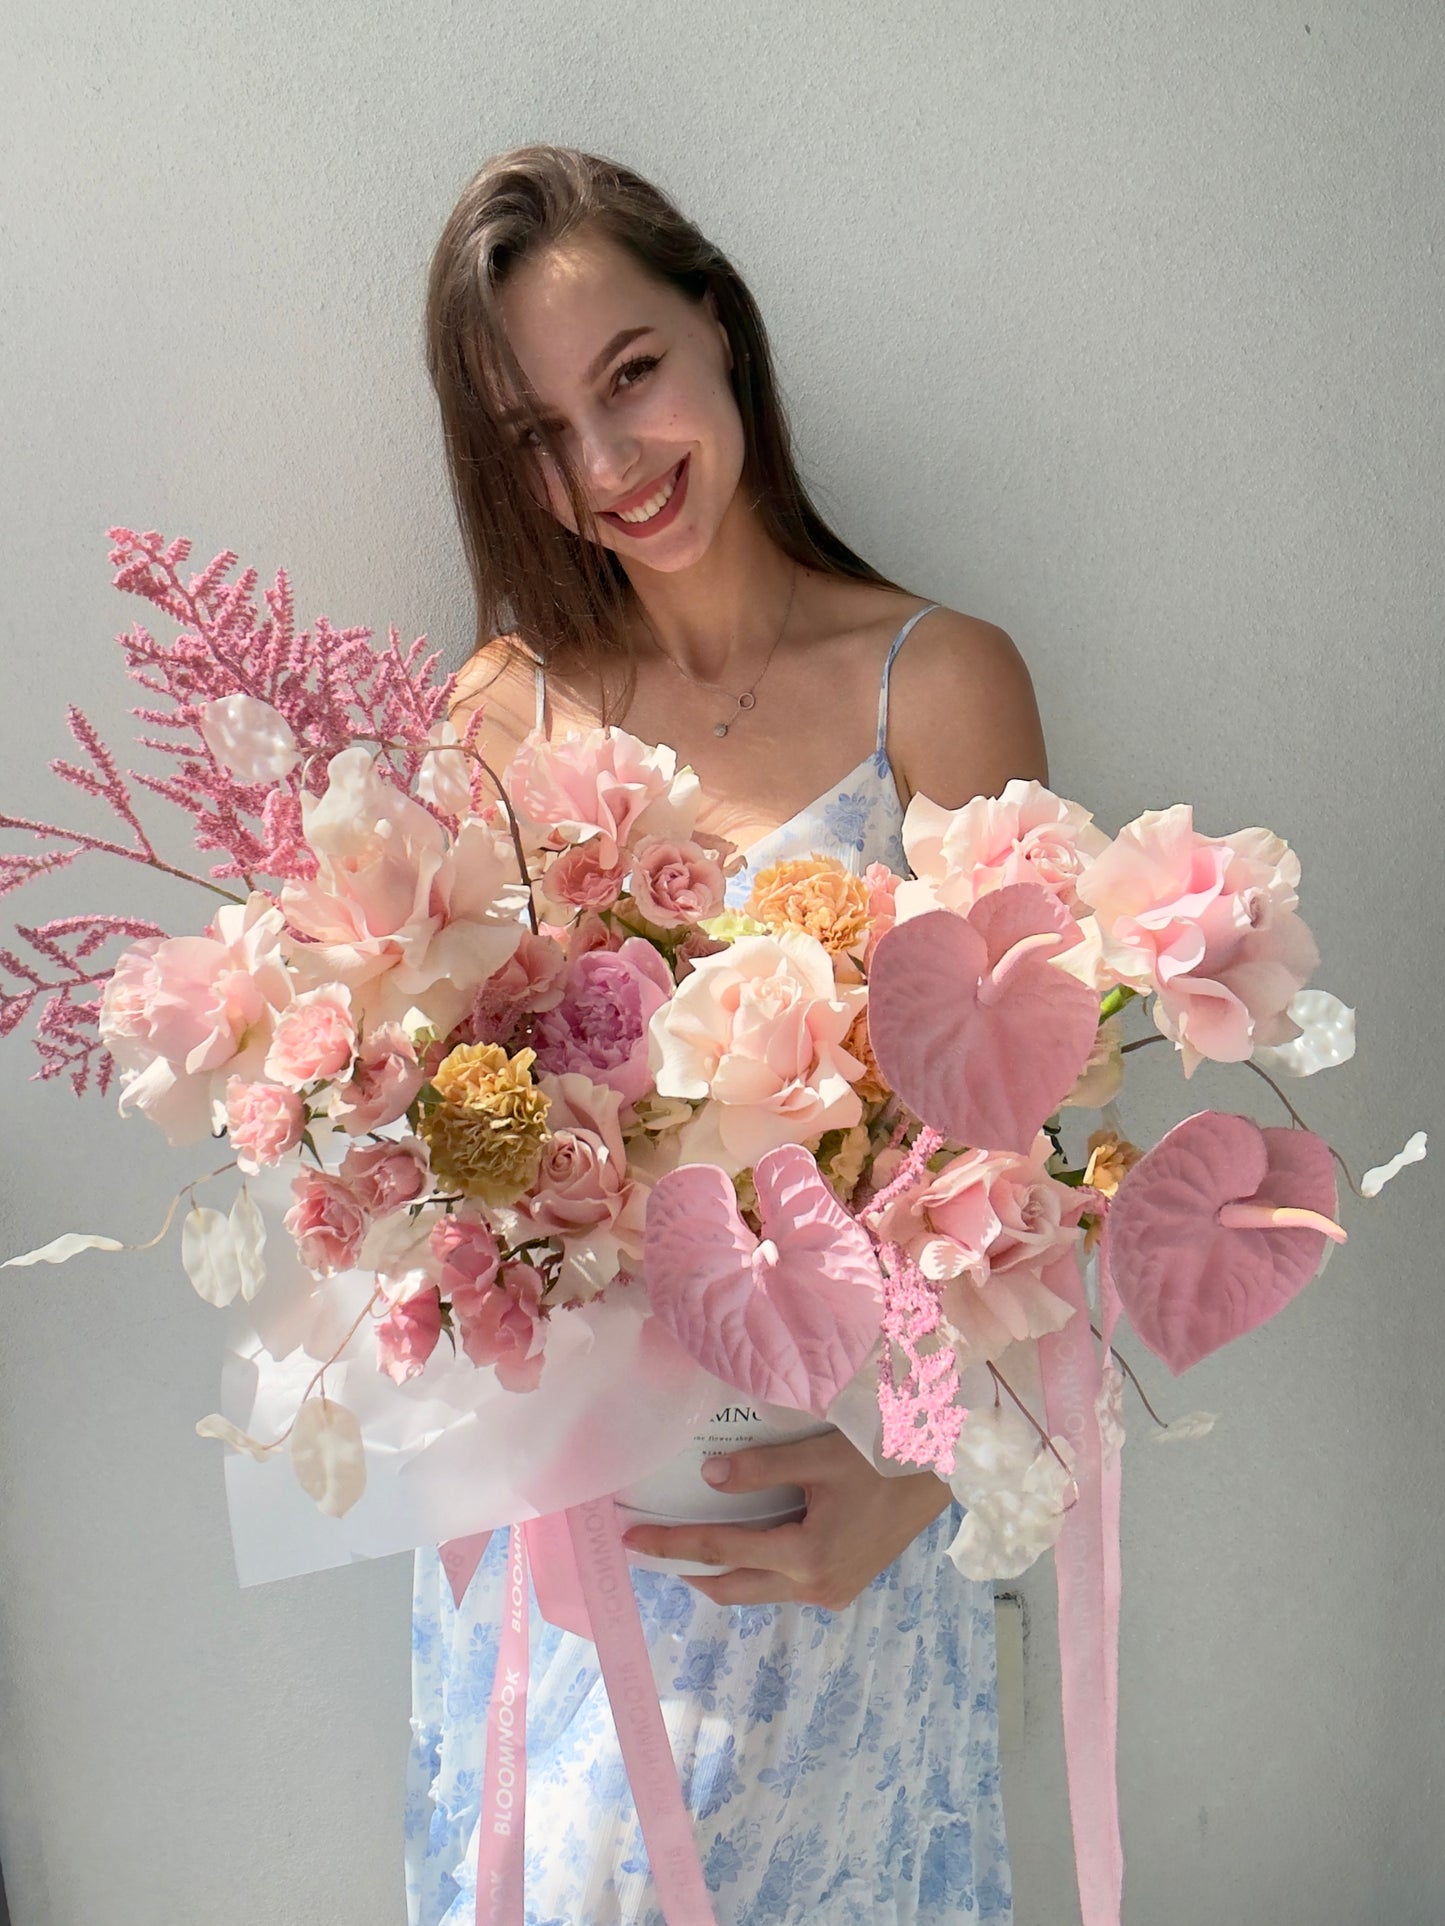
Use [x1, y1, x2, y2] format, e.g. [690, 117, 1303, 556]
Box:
[440, 1497, 719, 1926]
[1038, 1240, 1126, 1926]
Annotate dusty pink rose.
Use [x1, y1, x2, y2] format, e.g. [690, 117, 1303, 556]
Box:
[504, 726, 702, 867]
[340, 1137, 430, 1217]
[540, 843, 627, 915]
[263, 981, 356, 1089]
[869, 1134, 1081, 1366]
[224, 1077, 305, 1172]
[328, 1022, 426, 1131]
[1076, 805, 1320, 1075]
[374, 1285, 443, 1384]
[896, 780, 1112, 925]
[284, 1169, 368, 1275]
[531, 937, 674, 1104]
[450, 1259, 547, 1391]
[519, 1074, 647, 1300]
[673, 928, 729, 979]
[98, 894, 293, 1144]
[459, 931, 569, 1046]
[430, 1210, 502, 1299]
[279, 746, 523, 1032]
[628, 836, 726, 926]
[562, 912, 624, 962]
[648, 930, 866, 1174]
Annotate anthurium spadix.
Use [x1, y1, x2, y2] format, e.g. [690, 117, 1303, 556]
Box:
[1101, 1111, 1345, 1376]
[643, 1143, 885, 1415]
[866, 888, 1101, 1155]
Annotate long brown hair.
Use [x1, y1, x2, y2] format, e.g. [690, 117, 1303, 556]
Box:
[422, 144, 901, 717]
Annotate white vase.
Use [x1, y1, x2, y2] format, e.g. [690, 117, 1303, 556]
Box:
[615, 1391, 833, 1576]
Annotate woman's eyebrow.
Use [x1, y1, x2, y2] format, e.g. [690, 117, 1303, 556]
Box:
[499, 325, 656, 425]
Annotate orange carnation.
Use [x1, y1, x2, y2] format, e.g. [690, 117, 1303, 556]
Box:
[746, 853, 871, 956]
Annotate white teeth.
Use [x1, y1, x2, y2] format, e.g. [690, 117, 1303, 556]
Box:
[614, 465, 679, 523]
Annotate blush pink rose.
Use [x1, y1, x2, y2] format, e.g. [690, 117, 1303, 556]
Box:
[263, 982, 356, 1089]
[430, 1210, 502, 1298]
[284, 1169, 368, 1275]
[458, 931, 569, 1046]
[450, 1259, 547, 1390]
[897, 780, 1112, 924]
[1076, 805, 1320, 1075]
[531, 937, 674, 1104]
[519, 1074, 647, 1300]
[340, 1137, 430, 1217]
[374, 1285, 443, 1384]
[224, 1077, 305, 1172]
[98, 894, 293, 1144]
[628, 836, 726, 927]
[504, 726, 702, 867]
[862, 862, 901, 966]
[328, 1022, 425, 1132]
[648, 930, 866, 1174]
[541, 843, 627, 914]
[869, 1134, 1081, 1367]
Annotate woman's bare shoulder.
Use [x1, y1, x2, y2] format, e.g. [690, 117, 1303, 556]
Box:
[448, 634, 540, 766]
[887, 603, 1050, 806]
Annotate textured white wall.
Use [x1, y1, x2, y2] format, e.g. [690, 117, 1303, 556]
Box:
[2, 2, 1441, 1922]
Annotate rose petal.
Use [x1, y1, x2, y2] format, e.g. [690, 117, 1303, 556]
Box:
[3, 1232, 125, 1267]
[289, 1396, 366, 1517]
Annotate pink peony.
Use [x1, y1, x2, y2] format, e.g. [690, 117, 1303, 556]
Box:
[451, 1261, 547, 1391]
[458, 931, 570, 1047]
[340, 1137, 430, 1217]
[1076, 805, 1320, 1076]
[263, 982, 356, 1089]
[98, 893, 294, 1144]
[896, 781, 1112, 925]
[280, 746, 523, 1033]
[648, 930, 866, 1174]
[628, 836, 726, 927]
[540, 843, 627, 914]
[531, 937, 674, 1105]
[504, 726, 702, 867]
[328, 1022, 426, 1132]
[224, 1077, 305, 1172]
[869, 1135, 1082, 1367]
[374, 1285, 443, 1384]
[284, 1169, 368, 1275]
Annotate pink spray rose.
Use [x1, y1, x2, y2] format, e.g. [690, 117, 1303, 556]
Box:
[374, 1285, 443, 1384]
[518, 1073, 647, 1301]
[284, 1169, 368, 1275]
[562, 912, 625, 962]
[531, 937, 674, 1104]
[540, 843, 628, 915]
[437, 1214, 547, 1391]
[430, 1210, 502, 1300]
[98, 893, 293, 1144]
[628, 836, 727, 927]
[1076, 805, 1320, 1075]
[224, 1077, 305, 1172]
[263, 982, 356, 1089]
[458, 931, 569, 1046]
[328, 1022, 426, 1132]
[340, 1137, 430, 1217]
[869, 1134, 1082, 1368]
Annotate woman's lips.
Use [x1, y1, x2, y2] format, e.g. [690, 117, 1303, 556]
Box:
[599, 456, 689, 538]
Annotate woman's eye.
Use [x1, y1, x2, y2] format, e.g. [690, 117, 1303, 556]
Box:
[615, 354, 660, 392]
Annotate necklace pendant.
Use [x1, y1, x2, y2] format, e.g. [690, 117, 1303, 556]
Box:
[713, 721, 729, 738]
[737, 691, 756, 711]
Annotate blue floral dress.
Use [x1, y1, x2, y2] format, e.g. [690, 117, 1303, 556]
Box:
[405, 603, 1013, 1924]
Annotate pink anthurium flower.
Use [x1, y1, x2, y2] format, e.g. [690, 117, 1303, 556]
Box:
[642, 1142, 885, 1415]
[866, 888, 1101, 1154]
[1102, 1110, 1345, 1376]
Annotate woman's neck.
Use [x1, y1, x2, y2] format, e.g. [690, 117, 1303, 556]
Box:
[620, 490, 802, 684]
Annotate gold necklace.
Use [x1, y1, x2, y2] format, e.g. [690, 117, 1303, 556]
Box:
[641, 564, 798, 738]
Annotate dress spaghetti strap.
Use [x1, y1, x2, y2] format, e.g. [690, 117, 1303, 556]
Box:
[532, 659, 548, 739]
[875, 601, 942, 771]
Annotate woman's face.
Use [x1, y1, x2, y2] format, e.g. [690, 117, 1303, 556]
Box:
[494, 228, 745, 571]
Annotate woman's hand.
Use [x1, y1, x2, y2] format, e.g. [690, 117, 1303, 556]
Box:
[619, 1428, 955, 1609]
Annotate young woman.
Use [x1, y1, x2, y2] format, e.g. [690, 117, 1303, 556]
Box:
[406, 144, 1046, 1926]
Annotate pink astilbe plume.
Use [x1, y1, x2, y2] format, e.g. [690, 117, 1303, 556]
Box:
[1, 914, 167, 1094]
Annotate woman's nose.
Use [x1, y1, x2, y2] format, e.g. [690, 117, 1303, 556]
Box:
[579, 424, 641, 502]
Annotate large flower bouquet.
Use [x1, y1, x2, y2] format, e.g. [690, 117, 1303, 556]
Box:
[3, 529, 1427, 1926]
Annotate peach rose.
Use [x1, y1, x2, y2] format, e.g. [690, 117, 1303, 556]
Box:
[284, 1169, 368, 1275]
[1076, 805, 1320, 1075]
[224, 1077, 305, 1172]
[648, 929, 866, 1174]
[628, 836, 727, 927]
[263, 982, 356, 1090]
[746, 854, 872, 957]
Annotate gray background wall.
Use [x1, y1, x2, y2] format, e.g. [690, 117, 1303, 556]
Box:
[2, 3, 1441, 1922]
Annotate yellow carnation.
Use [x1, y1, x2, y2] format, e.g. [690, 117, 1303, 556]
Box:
[746, 854, 871, 956]
[421, 1042, 551, 1206]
